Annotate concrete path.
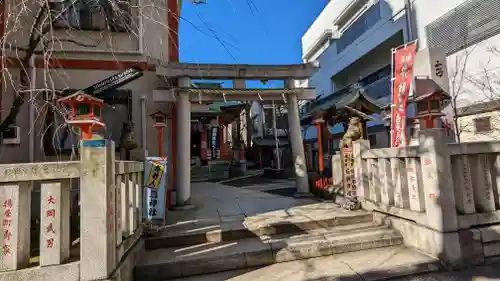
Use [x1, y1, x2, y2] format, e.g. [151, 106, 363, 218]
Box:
[161, 181, 373, 247]
[168, 255, 500, 281]
[137, 182, 440, 281]
[167, 245, 443, 281]
[148, 182, 500, 281]
[166, 181, 319, 226]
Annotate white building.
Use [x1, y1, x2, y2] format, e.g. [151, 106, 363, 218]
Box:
[300, 0, 409, 155]
[301, 0, 500, 146]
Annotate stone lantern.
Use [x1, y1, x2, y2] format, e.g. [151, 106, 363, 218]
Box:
[411, 91, 450, 129]
[57, 91, 105, 140]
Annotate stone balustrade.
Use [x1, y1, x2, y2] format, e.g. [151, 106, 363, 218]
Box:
[0, 140, 145, 281]
[341, 128, 500, 267]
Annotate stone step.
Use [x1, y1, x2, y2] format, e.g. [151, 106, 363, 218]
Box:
[145, 212, 374, 250]
[134, 226, 404, 280]
[164, 245, 442, 281]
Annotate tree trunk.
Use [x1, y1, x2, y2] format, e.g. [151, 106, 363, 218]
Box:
[0, 59, 30, 138]
[0, 4, 49, 139]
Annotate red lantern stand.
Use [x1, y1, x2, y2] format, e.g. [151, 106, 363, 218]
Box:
[149, 110, 173, 209]
[57, 91, 105, 140]
[408, 90, 450, 129]
[150, 111, 168, 157]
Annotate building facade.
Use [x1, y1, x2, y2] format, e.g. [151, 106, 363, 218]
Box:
[421, 0, 500, 142]
[301, 0, 500, 148]
[300, 0, 408, 157]
[0, 0, 182, 163]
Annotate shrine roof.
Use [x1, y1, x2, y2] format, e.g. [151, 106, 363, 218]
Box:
[57, 90, 103, 104]
[300, 87, 384, 125]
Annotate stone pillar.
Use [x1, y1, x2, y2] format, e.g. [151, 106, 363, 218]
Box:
[353, 140, 370, 201]
[166, 118, 175, 206]
[0, 182, 31, 271]
[79, 139, 116, 281]
[175, 77, 193, 209]
[418, 129, 458, 232]
[285, 79, 310, 195]
[331, 155, 342, 187]
[40, 180, 71, 266]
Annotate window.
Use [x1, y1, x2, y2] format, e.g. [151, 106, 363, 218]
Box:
[474, 116, 492, 133]
[49, 0, 131, 32]
[337, 2, 381, 53]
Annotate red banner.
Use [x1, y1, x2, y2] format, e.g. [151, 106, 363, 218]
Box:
[391, 42, 417, 147]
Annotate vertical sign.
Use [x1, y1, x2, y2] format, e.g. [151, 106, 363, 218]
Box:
[45, 195, 57, 249]
[391, 41, 417, 147]
[210, 127, 219, 160]
[341, 148, 356, 200]
[143, 157, 168, 222]
[2, 198, 12, 257]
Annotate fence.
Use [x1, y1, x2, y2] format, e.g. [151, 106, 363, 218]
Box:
[0, 139, 144, 281]
[347, 128, 500, 266]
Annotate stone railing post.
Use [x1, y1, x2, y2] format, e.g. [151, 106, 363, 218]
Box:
[353, 140, 370, 201]
[40, 180, 71, 266]
[80, 139, 116, 281]
[418, 129, 458, 231]
[0, 182, 31, 271]
[331, 155, 342, 187]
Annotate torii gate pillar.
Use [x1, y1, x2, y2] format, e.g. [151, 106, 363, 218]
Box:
[286, 79, 310, 196]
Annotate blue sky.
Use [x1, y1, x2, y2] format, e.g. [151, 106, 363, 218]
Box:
[179, 0, 328, 66]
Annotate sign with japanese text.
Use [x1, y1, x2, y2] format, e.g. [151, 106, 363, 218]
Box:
[210, 127, 220, 160]
[2, 198, 13, 256]
[45, 195, 57, 249]
[391, 41, 417, 147]
[341, 148, 356, 200]
[143, 157, 168, 221]
[145, 163, 165, 190]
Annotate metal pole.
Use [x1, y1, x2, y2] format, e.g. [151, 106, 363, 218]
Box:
[140, 96, 148, 158]
[29, 56, 35, 163]
[272, 100, 281, 170]
[390, 48, 395, 147]
[405, 0, 414, 41]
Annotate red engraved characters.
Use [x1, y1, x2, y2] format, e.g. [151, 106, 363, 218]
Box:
[2, 199, 13, 256]
[45, 195, 57, 249]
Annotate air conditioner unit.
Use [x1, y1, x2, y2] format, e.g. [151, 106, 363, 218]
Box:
[2, 125, 20, 145]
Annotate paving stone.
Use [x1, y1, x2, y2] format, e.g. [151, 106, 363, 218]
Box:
[243, 239, 274, 267]
[166, 246, 442, 281]
[270, 234, 332, 262]
[138, 182, 411, 281]
[179, 252, 246, 277]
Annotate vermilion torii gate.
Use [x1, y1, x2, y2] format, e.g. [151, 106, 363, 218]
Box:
[152, 62, 319, 209]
